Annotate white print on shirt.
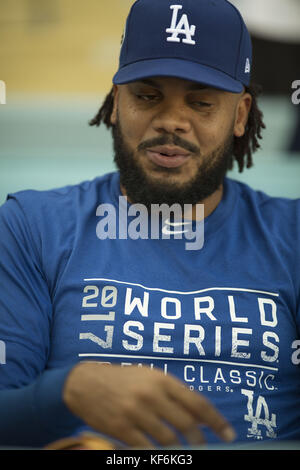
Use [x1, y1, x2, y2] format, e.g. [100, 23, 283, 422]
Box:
[78, 279, 285, 440]
[241, 389, 277, 439]
[79, 281, 280, 363]
[184, 366, 276, 391]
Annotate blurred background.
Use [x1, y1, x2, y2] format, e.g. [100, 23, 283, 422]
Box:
[0, 0, 299, 205]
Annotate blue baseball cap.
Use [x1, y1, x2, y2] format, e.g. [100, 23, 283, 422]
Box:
[113, 0, 252, 93]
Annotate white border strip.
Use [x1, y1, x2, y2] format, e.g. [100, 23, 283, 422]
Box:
[78, 353, 278, 371]
[84, 278, 279, 297]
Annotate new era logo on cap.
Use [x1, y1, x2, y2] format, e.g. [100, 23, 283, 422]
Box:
[113, 0, 252, 93]
[245, 58, 251, 74]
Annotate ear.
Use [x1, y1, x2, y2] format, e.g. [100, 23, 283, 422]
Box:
[110, 85, 119, 125]
[234, 92, 252, 138]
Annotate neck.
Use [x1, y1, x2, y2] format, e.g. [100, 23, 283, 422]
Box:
[120, 183, 224, 221]
[187, 184, 224, 221]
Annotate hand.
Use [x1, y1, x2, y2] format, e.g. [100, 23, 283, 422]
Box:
[63, 362, 235, 448]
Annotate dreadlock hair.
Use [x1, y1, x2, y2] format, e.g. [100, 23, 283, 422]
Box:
[89, 82, 266, 173]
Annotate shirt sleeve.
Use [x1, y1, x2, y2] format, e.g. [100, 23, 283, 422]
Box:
[0, 196, 83, 447]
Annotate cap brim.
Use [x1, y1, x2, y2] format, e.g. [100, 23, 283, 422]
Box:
[113, 58, 244, 93]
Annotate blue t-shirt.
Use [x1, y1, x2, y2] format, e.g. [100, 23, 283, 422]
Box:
[0, 171, 300, 447]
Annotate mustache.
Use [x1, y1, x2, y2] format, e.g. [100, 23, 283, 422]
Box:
[137, 134, 200, 155]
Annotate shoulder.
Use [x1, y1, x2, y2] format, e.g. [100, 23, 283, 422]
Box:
[0, 172, 120, 253]
[226, 177, 300, 240]
[227, 177, 300, 216]
[0, 171, 119, 221]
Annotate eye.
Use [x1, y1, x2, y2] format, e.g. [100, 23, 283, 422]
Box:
[136, 94, 160, 102]
[192, 101, 212, 109]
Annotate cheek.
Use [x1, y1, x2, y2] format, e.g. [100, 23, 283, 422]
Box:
[119, 105, 147, 145]
[199, 113, 235, 148]
[194, 119, 227, 149]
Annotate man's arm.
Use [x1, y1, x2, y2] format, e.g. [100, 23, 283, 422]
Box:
[0, 366, 83, 447]
[0, 197, 84, 447]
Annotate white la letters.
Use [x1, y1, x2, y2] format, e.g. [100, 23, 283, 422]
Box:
[166, 5, 196, 45]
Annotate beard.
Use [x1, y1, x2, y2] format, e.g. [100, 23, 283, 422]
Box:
[112, 116, 234, 209]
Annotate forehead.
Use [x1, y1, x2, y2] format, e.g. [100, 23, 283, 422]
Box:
[128, 76, 220, 92]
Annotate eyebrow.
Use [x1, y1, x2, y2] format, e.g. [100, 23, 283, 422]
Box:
[134, 78, 210, 91]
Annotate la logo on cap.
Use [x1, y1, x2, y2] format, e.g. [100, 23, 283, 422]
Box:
[166, 4, 196, 45]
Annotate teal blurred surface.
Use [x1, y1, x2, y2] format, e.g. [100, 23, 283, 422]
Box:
[0, 94, 299, 205]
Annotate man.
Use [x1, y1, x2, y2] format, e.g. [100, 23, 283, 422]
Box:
[0, 0, 299, 449]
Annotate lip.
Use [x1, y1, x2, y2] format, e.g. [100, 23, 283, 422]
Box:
[146, 146, 191, 169]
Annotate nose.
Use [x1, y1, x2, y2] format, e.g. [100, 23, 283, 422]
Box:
[152, 99, 192, 135]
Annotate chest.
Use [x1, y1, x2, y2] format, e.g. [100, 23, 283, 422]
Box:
[48, 236, 298, 372]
